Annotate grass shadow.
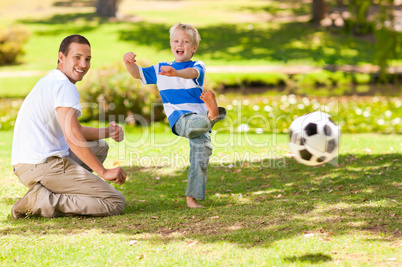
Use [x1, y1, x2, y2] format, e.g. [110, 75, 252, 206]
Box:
[119, 21, 376, 65]
[284, 253, 332, 263]
[53, 0, 96, 8]
[16, 12, 376, 66]
[2, 152, 400, 248]
[17, 12, 113, 36]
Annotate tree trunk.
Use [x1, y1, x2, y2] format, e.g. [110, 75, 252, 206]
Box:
[96, 0, 118, 18]
[312, 0, 326, 23]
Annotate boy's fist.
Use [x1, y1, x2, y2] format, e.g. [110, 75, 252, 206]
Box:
[123, 52, 137, 64]
[160, 65, 177, 76]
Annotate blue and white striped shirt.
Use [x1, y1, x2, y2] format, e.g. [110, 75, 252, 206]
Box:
[139, 60, 208, 135]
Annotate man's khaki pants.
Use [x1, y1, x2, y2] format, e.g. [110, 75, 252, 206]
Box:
[13, 140, 125, 217]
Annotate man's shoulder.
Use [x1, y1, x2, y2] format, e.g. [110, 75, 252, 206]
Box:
[44, 70, 76, 88]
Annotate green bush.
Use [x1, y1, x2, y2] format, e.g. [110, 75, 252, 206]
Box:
[206, 72, 288, 92]
[0, 99, 23, 130]
[79, 67, 165, 125]
[214, 95, 402, 134]
[0, 25, 30, 65]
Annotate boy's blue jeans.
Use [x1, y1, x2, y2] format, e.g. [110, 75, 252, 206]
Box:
[173, 108, 226, 200]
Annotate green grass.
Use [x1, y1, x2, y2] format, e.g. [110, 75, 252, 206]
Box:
[1, 131, 401, 265]
[1, 0, 399, 99]
[0, 0, 380, 72]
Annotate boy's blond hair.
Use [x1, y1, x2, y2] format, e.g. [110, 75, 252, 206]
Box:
[169, 23, 201, 46]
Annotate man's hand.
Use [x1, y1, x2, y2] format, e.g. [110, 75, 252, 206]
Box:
[123, 52, 137, 64]
[100, 167, 127, 185]
[108, 121, 124, 142]
[160, 65, 177, 77]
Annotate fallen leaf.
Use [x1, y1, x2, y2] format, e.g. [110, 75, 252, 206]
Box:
[155, 176, 160, 180]
[226, 204, 233, 207]
[233, 169, 241, 173]
[145, 189, 153, 191]
[262, 184, 270, 187]
[390, 242, 402, 247]
[386, 258, 397, 261]
[247, 177, 255, 181]
[129, 240, 138, 245]
[304, 233, 314, 237]
[182, 180, 188, 182]
[151, 216, 158, 219]
[137, 254, 145, 260]
[187, 241, 198, 246]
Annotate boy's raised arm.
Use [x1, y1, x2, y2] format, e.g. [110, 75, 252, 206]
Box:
[123, 52, 141, 79]
[160, 65, 198, 79]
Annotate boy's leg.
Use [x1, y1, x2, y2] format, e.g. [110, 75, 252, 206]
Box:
[185, 132, 213, 203]
[200, 91, 220, 121]
[174, 107, 226, 139]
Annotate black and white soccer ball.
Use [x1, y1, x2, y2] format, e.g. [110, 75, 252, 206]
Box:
[288, 111, 340, 166]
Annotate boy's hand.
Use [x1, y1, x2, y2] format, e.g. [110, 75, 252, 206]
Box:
[123, 52, 137, 64]
[160, 65, 177, 77]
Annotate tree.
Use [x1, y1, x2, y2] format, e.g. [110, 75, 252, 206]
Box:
[96, 0, 119, 18]
[312, 0, 327, 23]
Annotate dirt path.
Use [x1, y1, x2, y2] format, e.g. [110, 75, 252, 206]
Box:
[0, 65, 401, 78]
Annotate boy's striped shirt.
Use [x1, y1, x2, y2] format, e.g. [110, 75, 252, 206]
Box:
[139, 60, 208, 135]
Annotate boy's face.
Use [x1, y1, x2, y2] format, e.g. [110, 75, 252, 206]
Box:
[170, 30, 198, 62]
[57, 42, 91, 84]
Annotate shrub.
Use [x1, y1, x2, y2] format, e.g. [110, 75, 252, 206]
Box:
[0, 25, 30, 65]
[79, 67, 165, 125]
[0, 99, 22, 131]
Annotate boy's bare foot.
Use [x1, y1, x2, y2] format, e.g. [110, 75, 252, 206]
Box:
[200, 91, 219, 121]
[187, 197, 205, 208]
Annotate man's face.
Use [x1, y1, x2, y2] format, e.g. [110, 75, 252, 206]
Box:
[57, 43, 91, 84]
[170, 30, 198, 63]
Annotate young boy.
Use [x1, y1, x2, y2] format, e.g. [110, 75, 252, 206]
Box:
[123, 23, 226, 208]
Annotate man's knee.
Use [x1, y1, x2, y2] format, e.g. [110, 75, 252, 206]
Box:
[110, 192, 126, 216]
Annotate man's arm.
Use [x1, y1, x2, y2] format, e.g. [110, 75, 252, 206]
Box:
[160, 65, 198, 79]
[57, 107, 126, 184]
[123, 52, 141, 79]
[80, 121, 124, 142]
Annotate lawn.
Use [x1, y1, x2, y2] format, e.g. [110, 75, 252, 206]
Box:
[0, 1, 401, 265]
[0, 0, 379, 73]
[1, 131, 401, 265]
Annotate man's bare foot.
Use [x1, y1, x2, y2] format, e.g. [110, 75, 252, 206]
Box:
[187, 197, 205, 208]
[200, 91, 219, 121]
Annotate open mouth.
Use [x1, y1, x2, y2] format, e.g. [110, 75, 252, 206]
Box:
[176, 50, 184, 56]
[75, 69, 85, 75]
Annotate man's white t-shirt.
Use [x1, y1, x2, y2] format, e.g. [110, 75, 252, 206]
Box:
[11, 69, 82, 165]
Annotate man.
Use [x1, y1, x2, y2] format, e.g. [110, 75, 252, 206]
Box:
[11, 35, 126, 219]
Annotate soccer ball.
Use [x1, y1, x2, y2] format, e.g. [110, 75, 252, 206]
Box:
[288, 111, 340, 166]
